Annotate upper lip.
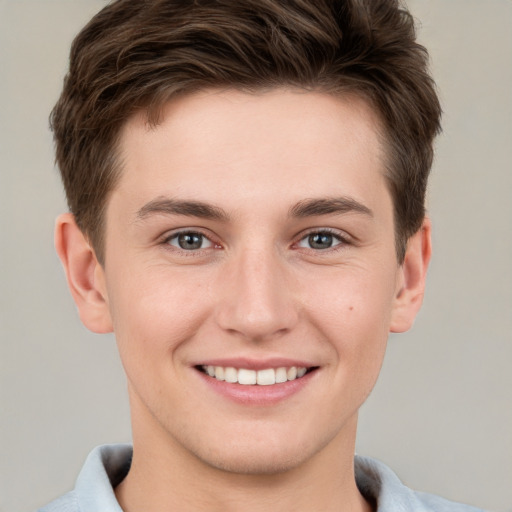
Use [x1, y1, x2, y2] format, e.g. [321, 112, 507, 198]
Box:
[192, 357, 317, 371]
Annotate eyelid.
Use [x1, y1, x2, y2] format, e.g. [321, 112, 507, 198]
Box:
[294, 227, 352, 250]
[168, 232, 214, 250]
[158, 226, 352, 253]
[160, 228, 221, 251]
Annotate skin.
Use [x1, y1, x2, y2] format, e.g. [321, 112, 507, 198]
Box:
[56, 89, 431, 512]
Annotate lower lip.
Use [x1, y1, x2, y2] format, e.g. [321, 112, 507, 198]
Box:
[195, 368, 317, 406]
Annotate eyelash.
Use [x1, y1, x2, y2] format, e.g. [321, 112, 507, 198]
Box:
[294, 228, 351, 252]
[160, 227, 351, 255]
[161, 230, 219, 255]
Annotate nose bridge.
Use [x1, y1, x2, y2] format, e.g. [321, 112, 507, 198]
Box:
[215, 243, 298, 340]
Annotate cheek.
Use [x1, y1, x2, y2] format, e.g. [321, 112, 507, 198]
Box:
[106, 264, 212, 367]
[303, 265, 396, 380]
[303, 263, 397, 332]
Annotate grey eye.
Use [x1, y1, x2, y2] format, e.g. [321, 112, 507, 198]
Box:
[298, 232, 342, 250]
[168, 232, 213, 250]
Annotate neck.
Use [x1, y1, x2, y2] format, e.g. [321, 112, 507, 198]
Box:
[116, 398, 373, 512]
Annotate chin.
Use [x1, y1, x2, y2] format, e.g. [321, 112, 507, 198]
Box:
[197, 444, 309, 476]
[182, 423, 338, 477]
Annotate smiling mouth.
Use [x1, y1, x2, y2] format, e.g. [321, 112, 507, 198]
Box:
[197, 365, 317, 386]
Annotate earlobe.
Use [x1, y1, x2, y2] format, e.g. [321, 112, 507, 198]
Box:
[55, 213, 113, 334]
[390, 218, 432, 333]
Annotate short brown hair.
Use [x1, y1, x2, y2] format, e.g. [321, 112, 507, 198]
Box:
[51, 0, 441, 263]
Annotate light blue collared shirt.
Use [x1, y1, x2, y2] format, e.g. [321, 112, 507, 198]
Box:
[38, 444, 487, 512]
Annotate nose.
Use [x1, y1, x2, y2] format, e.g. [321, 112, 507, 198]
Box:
[214, 247, 299, 341]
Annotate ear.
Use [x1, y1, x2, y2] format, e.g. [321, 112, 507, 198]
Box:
[390, 218, 432, 333]
[55, 213, 113, 334]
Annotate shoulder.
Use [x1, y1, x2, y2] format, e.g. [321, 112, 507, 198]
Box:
[37, 491, 79, 512]
[414, 490, 487, 512]
[355, 455, 488, 512]
[36, 444, 132, 512]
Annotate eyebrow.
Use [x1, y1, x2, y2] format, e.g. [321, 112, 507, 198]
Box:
[136, 195, 373, 222]
[136, 198, 229, 221]
[289, 197, 373, 218]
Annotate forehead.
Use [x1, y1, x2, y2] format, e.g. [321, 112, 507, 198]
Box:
[114, 88, 389, 215]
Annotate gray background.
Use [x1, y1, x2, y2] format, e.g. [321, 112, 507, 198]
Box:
[0, 1, 510, 511]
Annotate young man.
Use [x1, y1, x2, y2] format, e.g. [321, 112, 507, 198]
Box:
[39, 1, 485, 511]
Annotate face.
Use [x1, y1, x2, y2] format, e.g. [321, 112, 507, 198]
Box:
[88, 89, 419, 474]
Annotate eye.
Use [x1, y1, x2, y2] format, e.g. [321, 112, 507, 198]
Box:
[297, 231, 344, 250]
[166, 231, 214, 251]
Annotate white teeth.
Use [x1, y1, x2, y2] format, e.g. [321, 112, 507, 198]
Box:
[275, 367, 288, 383]
[256, 368, 275, 386]
[238, 369, 257, 385]
[297, 367, 307, 378]
[287, 367, 297, 380]
[202, 365, 309, 385]
[224, 367, 238, 383]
